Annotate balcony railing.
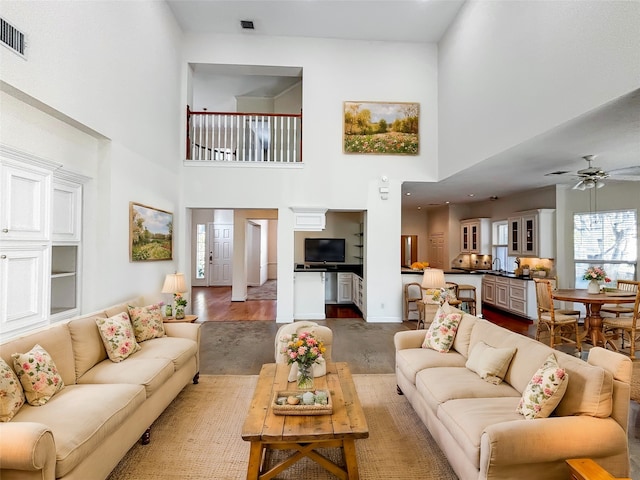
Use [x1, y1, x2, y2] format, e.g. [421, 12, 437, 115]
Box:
[186, 107, 302, 163]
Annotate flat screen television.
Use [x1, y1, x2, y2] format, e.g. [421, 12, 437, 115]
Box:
[304, 238, 346, 263]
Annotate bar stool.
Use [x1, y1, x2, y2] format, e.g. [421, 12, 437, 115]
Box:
[457, 284, 477, 315]
[403, 282, 423, 322]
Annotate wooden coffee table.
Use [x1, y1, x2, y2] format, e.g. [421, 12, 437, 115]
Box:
[241, 362, 369, 480]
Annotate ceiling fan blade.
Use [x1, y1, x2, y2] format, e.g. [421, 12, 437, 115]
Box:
[609, 165, 640, 177]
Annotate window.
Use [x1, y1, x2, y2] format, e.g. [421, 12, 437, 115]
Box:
[196, 224, 206, 279]
[492, 221, 508, 271]
[573, 209, 637, 287]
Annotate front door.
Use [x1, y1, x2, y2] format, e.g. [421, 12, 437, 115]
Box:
[209, 223, 233, 286]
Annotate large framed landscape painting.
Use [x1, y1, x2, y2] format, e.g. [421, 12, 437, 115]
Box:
[129, 202, 173, 261]
[343, 101, 419, 155]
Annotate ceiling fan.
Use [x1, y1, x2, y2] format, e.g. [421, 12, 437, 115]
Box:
[546, 155, 640, 190]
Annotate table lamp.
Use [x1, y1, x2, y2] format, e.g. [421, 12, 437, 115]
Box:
[421, 268, 446, 290]
[161, 273, 186, 317]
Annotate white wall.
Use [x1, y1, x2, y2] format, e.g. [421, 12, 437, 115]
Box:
[438, 0, 640, 178]
[0, 1, 184, 310]
[181, 33, 439, 322]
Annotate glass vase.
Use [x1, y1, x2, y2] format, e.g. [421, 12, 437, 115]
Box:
[297, 362, 314, 390]
[587, 279, 600, 294]
[175, 305, 185, 319]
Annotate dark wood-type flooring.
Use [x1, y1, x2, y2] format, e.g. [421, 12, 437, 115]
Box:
[192, 286, 533, 337]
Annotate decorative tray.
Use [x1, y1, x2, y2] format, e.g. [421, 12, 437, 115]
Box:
[604, 290, 636, 297]
[272, 390, 332, 416]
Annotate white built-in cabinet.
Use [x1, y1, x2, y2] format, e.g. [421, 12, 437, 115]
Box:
[337, 272, 352, 304]
[0, 145, 89, 341]
[507, 209, 555, 258]
[482, 274, 537, 319]
[460, 218, 491, 254]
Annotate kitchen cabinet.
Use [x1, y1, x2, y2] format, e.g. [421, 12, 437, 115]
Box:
[460, 218, 491, 254]
[507, 209, 555, 258]
[352, 274, 364, 314]
[337, 272, 353, 303]
[481, 274, 536, 319]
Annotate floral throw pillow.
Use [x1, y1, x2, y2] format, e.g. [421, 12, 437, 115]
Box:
[517, 353, 569, 420]
[422, 307, 463, 353]
[96, 312, 141, 363]
[11, 345, 64, 406]
[0, 358, 25, 420]
[127, 304, 165, 342]
[423, 288, 446, 305]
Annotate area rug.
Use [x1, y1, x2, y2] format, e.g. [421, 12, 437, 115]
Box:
[247, 279, 277, 300]
[107, 374, 458, 480]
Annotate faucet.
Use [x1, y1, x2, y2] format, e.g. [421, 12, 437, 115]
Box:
[492, 258, 502, 272]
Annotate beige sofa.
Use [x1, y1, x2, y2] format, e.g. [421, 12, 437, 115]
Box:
[0, 297, 201, 480]
[395, 310, 632, 480]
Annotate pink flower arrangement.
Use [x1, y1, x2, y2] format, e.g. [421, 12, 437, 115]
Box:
[583, 266, 610, 283]
[280, 331, 326, 367]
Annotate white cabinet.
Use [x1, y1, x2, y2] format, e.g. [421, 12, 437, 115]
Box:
[460, 218, 491, 254]
[352, 274, 364, 314]
[337, 272, 353, 304]
[508, 209, 555, 258]
[481, 274, 536, 319]
[294, 271, 326, 319]
[290, 207, 327, 231]
[495, 276, 509, 310]
[1, 161, 52, 242]
[52, 179, 83, 242]
[0, 245, 49, 337]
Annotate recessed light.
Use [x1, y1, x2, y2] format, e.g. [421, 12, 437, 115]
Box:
[405, 192, 411, 196]
[468, 194, 475, 197]
[240, 20, 255, 30]
[445, 201, 450, 204]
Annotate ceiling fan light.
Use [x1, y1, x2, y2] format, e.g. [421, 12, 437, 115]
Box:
[573, 181, 586, 191]
[585, 179, 596, 189]
[596, 180, 605, 189]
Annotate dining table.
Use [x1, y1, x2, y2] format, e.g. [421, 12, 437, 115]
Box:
[551, 289, 637, 347]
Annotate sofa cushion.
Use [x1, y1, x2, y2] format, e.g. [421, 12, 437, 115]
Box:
[396, 348, 466, 385]
[77, 357, 174, 398]
[465, 341, 516, 385]
[0, 323, 77, 387]
[437, 397, 523, 470]
[68, 313, 109, 380]
[555, 354, 613, 418]
[12, 344, 65, 406]
[103, 297, 144, 318]
[517, 353, 568, 419]
[451, 313, 477, 358]
[0, 358, 25, 421]
[396, 348, 467, 386]
[11, 383, 146, 478]
[127, 303, 166, 342]
[96, 313, 141, 362]
[131, 336, 198, 372]
[416, 367, 520, 412]
[422, 306, 463, 353]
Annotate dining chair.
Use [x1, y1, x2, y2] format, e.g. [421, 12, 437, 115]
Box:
[548, 277, 580, 318]
[601, 279, 638, 317]
[403, 282, 423, 322]
[602, 282, 640, 359]
[533, 278, 581, 352]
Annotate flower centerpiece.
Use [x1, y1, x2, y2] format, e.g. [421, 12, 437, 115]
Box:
[174, 293, 187, 319]
[583, 266, 611, 294]
[281, 331, 326, 390]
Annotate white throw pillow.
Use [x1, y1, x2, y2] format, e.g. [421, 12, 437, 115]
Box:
[517, 353, 568, 420]
[465, 341, 516, 385]
[422, 303, 462, 353]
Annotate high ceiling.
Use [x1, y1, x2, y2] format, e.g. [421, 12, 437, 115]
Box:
[167, 0, 640, 207]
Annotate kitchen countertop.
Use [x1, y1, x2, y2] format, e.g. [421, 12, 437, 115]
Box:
[401, 267, 535, 280]
[295, 264, 363, 276]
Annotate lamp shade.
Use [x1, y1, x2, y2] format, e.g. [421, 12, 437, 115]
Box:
[421, 268, 446, 289]
[161, 273, 186, 294]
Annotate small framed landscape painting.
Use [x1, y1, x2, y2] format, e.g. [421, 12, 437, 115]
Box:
[129, 202, 173, 261]
[343, 101, 419, 155]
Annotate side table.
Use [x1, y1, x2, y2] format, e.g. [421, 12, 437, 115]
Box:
[163, 314, 198, 323]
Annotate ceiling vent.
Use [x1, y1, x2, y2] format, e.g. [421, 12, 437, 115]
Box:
[240, 20, 255, 30]
[1, 17, 26, 57]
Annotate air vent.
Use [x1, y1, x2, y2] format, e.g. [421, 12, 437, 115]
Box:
[545, 170, 570, 176]
[240, 20, 255, 30]
[0, 17, 25, 57]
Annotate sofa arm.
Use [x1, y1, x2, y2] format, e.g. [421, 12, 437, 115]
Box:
[0, 422, 56, 477]
[164, 322, 201, 342]
[394, 330, 426, 351]
[480, 416, 626, 468]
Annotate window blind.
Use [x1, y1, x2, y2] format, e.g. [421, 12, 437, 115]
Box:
[574, 209, 637, 262]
